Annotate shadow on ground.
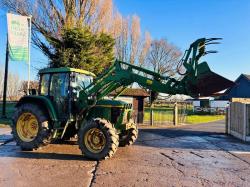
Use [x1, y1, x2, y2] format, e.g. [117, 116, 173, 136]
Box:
[139, 127, 223, 138]
[0, 149, 87, 161]
[137, 127, 250, 153]
[0, 140, 90, 161]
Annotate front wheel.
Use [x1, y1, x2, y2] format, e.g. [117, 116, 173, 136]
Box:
[78, 118, 119, 160]
[119, 125, 138, 147]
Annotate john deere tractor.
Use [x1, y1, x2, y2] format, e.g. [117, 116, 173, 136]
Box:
[11, 38, 233, 160]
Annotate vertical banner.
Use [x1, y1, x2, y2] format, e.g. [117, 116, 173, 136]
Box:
[2, 13, 31, 117]
[7, 13, 29, 62]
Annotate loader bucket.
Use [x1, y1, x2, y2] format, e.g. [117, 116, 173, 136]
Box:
[187, 62, 234, 97]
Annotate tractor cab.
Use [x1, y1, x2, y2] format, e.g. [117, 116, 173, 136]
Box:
[38, 67, 134, 129]
[38, 67, 95, 121]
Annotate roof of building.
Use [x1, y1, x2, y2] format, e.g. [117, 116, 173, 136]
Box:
[110, 88, 150, 97]
[241, 74, 250, 81]
[39, 67, 96, 77]
[223, 74, 250, 94]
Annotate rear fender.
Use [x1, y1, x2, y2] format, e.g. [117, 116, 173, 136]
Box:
[16, 96, 58, 125]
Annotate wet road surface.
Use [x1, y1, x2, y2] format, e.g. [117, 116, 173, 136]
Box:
[1, 120, 250, 187]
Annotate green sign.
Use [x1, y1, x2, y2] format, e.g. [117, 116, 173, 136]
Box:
[7, 13, 30, 62]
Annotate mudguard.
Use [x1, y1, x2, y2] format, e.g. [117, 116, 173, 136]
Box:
[16, 95, 58, 123]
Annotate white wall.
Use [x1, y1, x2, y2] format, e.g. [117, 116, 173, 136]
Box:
[210, 100, 229, 108]
[115, 96, 133, 104]
[193, 100, 200, 107]
[105, 96, 133, 104]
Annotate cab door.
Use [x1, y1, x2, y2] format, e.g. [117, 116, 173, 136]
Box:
[50, 73, 70, 121]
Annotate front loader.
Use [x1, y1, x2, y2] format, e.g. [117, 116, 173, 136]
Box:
[9, 38, 233, 160]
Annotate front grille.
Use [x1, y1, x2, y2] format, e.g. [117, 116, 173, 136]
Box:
[124, 103, 132, 109]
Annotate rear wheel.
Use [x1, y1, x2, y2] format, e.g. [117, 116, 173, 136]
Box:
[119, 125, 138, 147]
[78, 118, 119, 160]
[12, 103, 52, 150]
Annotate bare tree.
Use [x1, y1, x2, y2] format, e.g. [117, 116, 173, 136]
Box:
[129, 15, 141, 64]
[146, 39, 182, 76]
[0, 69, 35, 100]
[0, 0, 116, 59]
[96, 0, 113, 33]
[21, 80, 39, 95]
[138, 31, 151, 66]
[112, 12, 129, 62]
[113, 14, 151, 65]
[7, 73, 22, 100]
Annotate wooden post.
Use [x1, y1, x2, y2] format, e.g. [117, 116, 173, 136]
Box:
[225, 108, 228, 134]
[228, 105, 230, 135]
[149, 90, 154, 126]
[150, 104, 154, 126]
[246, 104, 249, 139]
[243, 104, 247, 141]
[174, 102, 178, 126]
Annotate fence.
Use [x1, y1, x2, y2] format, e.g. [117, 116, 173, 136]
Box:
[142, 102, 191, 126]
[226, 102, 250, 141]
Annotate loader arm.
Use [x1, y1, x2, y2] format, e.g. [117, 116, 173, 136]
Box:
[78, 38, 234, 109]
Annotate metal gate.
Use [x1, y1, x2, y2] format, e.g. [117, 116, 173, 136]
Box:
[143, 102, 191, 126]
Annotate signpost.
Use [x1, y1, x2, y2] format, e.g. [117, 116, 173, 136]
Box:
[2, 38, 10, 118]
[1, 13, 31, 118]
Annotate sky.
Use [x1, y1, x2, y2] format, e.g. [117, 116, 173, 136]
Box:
[0, 0, 250, 81]
[114, 0, 250, 81]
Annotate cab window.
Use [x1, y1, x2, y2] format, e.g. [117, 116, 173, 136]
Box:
[40, 74, 50, 95]
[50, 73, 69, 97]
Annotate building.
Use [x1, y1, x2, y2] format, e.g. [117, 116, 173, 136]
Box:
[191, 97, 229, 114]
[220, 74, 250, 100]
[109, 88, 150, 124]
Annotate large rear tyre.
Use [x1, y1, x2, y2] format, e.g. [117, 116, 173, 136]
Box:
[12, 103, 52, 150]
[119, 125, 138, 147]
[78, 118, 119, 160]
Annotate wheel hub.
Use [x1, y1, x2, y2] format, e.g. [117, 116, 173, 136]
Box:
[16, 113, 39, 142]
[84, 128, 106, 153]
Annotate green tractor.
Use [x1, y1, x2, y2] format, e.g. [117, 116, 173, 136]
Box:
[11, 38, 233, 160]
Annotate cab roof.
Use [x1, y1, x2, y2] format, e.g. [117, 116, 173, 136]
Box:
[39, 67, 96, 77]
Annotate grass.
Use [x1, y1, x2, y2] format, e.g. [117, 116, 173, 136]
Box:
[144, 108, 173, 122]
[185, 115, 225, 124]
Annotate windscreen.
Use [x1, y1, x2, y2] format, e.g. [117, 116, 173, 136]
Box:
[75, 73, 93, 89]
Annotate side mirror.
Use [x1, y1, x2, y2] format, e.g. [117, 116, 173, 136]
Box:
[71, 72, 77, 83]
[29, 89, 37, 95]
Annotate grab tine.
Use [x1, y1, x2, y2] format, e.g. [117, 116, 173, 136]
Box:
[205, 42, 221, 45]
[209, 38, 222, 40]
[204, 50, 218, 55]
